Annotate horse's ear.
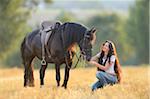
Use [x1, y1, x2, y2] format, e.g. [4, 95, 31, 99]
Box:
[89, 27, 96, 44]
[90, 27, 96, 34]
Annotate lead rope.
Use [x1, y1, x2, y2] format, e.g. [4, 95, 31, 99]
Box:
[71, 52, 82, 69]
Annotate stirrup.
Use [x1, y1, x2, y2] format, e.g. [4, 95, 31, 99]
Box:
[41, 58, 46, 65]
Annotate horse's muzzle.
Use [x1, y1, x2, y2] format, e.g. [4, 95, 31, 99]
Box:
[86, 56, 91, 61]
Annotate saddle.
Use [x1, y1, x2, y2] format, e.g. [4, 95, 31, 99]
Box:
[42, 21, 54, 32]
[40, 21, 61, 65]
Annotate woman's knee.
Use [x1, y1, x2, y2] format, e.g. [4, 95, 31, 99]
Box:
[96, 71, 105, 80]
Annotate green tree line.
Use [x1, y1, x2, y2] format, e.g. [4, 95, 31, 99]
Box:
[125, 0, 149, 64]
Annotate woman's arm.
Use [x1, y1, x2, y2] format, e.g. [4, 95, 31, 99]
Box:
[90, 55, 116, 71]
[91, 52, 101, 62]
[89, 60, 114, 71]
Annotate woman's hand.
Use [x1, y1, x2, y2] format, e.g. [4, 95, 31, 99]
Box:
[89, 61, 105, 70]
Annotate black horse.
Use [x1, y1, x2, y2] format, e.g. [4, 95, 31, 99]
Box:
[21, 22, 96, 88]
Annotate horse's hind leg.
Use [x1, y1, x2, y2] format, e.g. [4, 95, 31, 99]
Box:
[40, 63, 47, 87]
[55, 64, 61, 87]
[28, 59, 35, 87]
[23, 56, 35, 87]
[24, 62, 29, 87]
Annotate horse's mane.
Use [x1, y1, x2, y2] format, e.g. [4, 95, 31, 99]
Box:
[60, 22, 87, 43]
[62, 22, 87, 32]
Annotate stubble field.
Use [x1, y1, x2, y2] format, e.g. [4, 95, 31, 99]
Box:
[0, 66, 149, 99]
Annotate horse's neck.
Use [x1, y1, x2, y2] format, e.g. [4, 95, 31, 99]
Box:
[60, 23, 86, 51]
[64, 31, 84, 51]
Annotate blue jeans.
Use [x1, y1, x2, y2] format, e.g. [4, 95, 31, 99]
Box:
[91, 71, 117, 91]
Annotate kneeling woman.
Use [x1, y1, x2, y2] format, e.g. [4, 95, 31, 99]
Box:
[90, 40, 122, 91]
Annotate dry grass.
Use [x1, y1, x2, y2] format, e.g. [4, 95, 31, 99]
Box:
[0, 66, 149, 99]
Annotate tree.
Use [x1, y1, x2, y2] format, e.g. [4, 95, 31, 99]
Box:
[0, 0, 52, 66]
[0, 0, 53, 56]
[0, 0, 29, 58]
[87, 13, 133, 64]
[56, 11, 77, 22]
[126, 0, 149, 64]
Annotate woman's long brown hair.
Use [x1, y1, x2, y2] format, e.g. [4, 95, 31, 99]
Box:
[100, 40, 122, 83]
[111, 42, 122, 83]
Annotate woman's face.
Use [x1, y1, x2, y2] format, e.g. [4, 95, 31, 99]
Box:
[102, 42, 110, 53]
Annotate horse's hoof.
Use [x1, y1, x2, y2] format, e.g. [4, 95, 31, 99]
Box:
[40, 85, 44, 88]
[61, 84, 64, 87]
[28, 83, 35, 87]
[61, 84, 67, 89]
[57, 83, 60, 87]
[64, 86, 67, 89]
[24, 85, 28, 88]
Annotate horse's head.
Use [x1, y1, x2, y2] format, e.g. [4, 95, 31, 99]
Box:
[80, 27, 96, 61]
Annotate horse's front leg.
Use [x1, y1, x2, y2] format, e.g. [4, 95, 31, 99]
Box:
[62, 62, 72, 89]
[55, 64, 61, 87]
[40, 63, 48, 87]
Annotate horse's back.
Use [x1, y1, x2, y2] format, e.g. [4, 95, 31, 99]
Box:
[27, 29, 40, 43]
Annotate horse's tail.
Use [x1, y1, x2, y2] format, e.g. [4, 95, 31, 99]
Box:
[21, 37, 26, 64]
